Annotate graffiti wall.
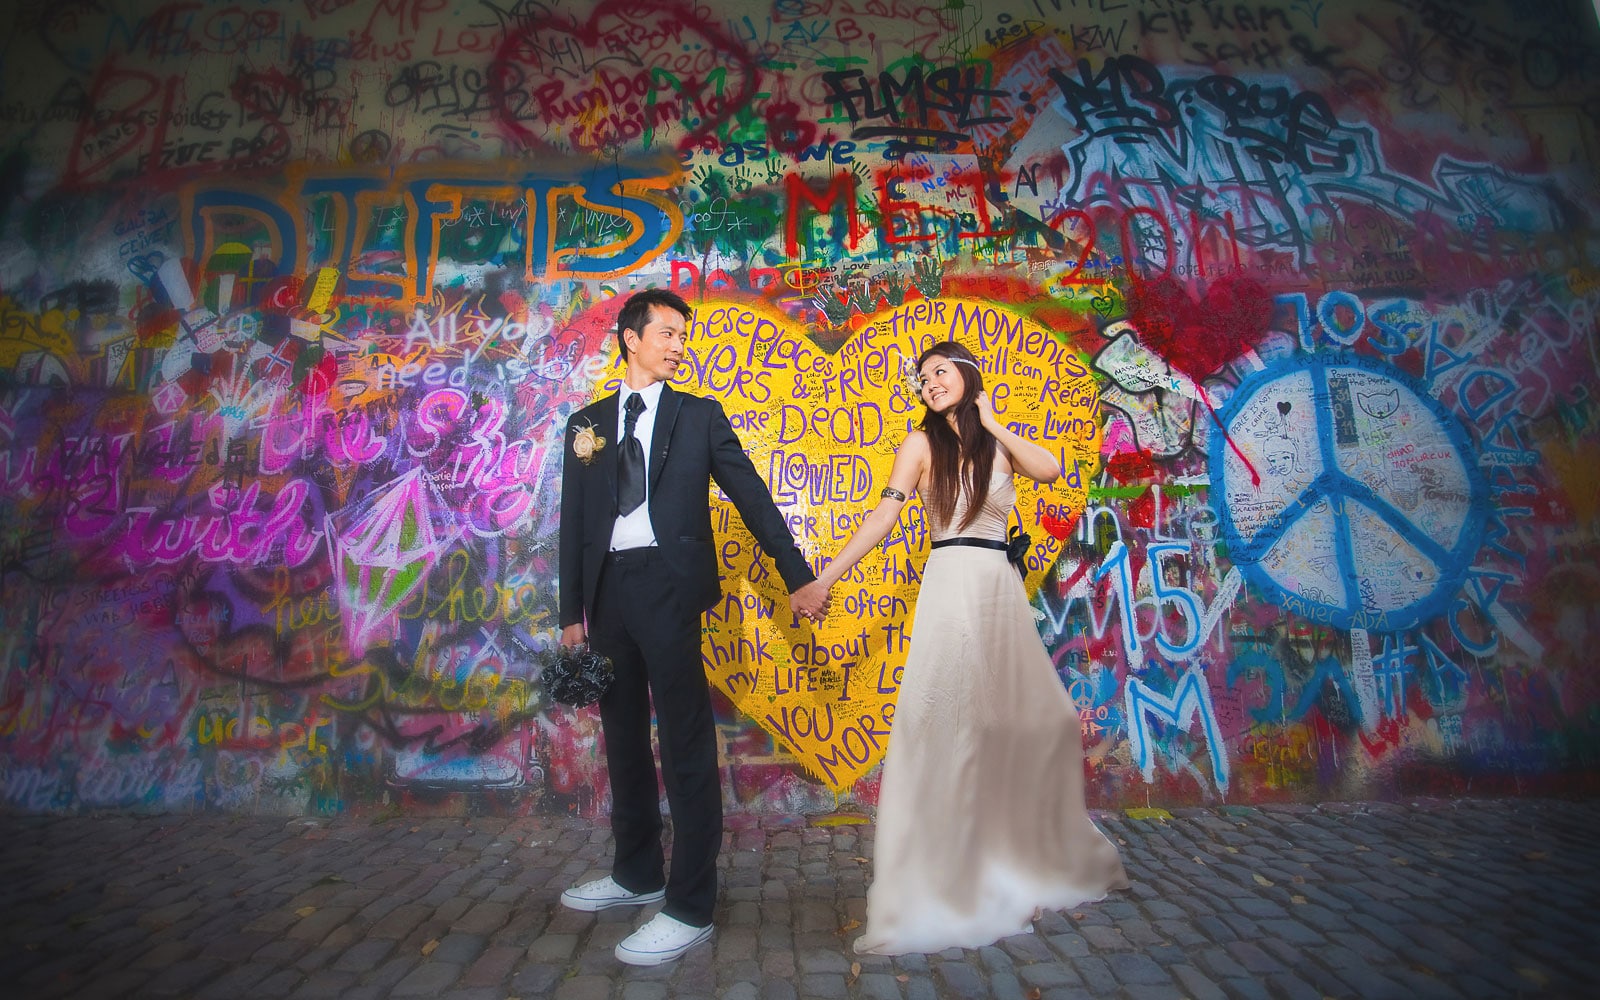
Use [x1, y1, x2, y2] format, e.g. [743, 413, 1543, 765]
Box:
[2, 0, 1597, 816]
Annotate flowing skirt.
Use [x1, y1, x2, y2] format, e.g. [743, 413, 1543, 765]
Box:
[854, 545, 1129, 955]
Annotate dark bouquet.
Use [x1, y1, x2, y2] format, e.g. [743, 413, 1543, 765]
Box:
[542, 644, 614, 707]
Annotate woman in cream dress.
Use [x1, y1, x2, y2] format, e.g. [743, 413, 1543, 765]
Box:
[812, 341, 1127, 955]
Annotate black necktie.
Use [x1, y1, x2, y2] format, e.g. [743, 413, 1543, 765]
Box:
[617, 393, 646, 516]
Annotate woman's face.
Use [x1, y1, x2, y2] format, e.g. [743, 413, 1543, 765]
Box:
[919, 355, 968, 413]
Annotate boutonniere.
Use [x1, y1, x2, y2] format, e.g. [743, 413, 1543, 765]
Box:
[571, 422, 606, 464]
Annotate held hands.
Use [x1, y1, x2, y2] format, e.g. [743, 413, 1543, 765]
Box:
[789, 580, 832, 624]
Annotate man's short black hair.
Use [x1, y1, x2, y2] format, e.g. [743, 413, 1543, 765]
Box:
[616, 289, 691, 361]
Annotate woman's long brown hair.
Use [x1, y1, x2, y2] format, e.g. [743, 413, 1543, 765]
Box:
[917, 342, 996, 532]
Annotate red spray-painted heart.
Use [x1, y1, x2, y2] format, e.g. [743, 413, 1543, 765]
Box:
[487, 0, 760, 156]
[1126, 273, 1273, 379]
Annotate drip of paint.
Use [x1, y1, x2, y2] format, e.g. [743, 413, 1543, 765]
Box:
[1201, 391, 1261, 488]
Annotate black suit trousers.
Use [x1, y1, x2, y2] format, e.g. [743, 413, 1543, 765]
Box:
[587, 547, 720, 927]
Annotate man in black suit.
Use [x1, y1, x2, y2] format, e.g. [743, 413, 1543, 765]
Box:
[557, 288, 829, 966]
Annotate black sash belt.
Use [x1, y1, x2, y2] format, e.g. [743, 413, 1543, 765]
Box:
[930, 531, 1030, 579]
[930, 537, 1008, 551]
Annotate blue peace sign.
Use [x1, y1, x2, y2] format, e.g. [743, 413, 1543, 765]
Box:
[1209, 353, 1488, 633]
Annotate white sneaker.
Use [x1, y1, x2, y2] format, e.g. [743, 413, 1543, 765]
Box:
[559, 876, 666, 912]
[614, 911, 713, 966]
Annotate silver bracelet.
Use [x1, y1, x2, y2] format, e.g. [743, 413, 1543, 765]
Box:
[880, 487, 906, 502]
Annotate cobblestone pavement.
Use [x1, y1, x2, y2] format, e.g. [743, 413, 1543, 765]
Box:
[2, 797, 1596, 999]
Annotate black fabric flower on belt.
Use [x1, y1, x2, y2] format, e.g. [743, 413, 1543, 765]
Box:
[543, 644, 615, 707]
[1005, 526, 1030, 579]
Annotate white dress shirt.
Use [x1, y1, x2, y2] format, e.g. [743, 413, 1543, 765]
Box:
[609, 381, 663, 551]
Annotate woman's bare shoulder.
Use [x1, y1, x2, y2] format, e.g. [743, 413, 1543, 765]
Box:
[992, 439, 1015, 476]
[898, 429, 933, 458]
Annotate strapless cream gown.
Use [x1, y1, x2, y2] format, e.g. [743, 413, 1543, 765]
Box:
[854, 469, 1128, 955]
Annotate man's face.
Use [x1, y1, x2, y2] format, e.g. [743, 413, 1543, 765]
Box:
[623, 304, 687, 385]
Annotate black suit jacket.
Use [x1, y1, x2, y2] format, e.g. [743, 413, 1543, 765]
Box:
[558, 383, 815, 629]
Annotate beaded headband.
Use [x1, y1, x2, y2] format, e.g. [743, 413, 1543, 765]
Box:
[897, 352, 980, 398]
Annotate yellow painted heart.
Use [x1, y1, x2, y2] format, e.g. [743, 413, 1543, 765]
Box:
[662, 298, 1102, 790]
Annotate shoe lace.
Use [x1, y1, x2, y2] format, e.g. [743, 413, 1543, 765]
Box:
[639, 915, 683, 943]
